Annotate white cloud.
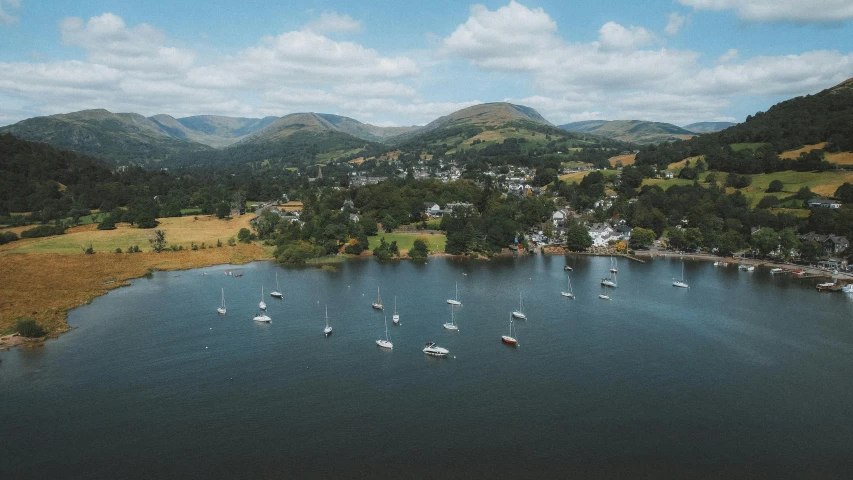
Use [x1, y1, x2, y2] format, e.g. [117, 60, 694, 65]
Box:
[664, 13, 686, 35]
[598, 22, 656, 50]
[304, 11, 362, 34]
[0, 0, 21, 26]
[678, 0, 853, 23]
[59, 13, 194, 74]
[717, 48, 739, 63]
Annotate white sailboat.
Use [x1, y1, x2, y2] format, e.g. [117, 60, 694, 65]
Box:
[270, 272, 283, 299]
[423, 342, 449, 357]
[372, 287, 383, 310]
[511, 291, 526, 319]
[609, 256, 618, 274]
[561, 275, 575, 298]
[217, 288, 227, 315]
[392, 296, 400, 325]
[376, 315, 392, 349]
[446, 282, 462, 305]
[502, 315, 518, 346]
[673, 263, 689, 288]
[323, 305, 332, 336]
[259, 287, 266, 311]
[444, 304, 458, 331]
[601, 264, 617, 287]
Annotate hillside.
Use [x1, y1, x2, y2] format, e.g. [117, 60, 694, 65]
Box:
[559, 120, 695, 144]
[634, 77, 853, 171]
[150, 115, 278, 148]
[683, 122, 737, 133]
[0, 109, 212, 165]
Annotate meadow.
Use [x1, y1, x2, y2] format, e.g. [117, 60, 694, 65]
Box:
[367, 232, 447, 254]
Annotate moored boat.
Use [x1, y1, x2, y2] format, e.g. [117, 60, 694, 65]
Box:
[423, 342, 449, 357]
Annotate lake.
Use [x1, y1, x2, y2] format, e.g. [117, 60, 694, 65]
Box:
[2, 255, 853, 478]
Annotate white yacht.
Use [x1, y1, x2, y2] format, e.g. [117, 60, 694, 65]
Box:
[392, 297, 400, 325]
[446, 282, 462, 306]
[323, 305, 332, 336]
[217, 288, 226, 315]
[253, 313, 271, 323]
[561, 276, 574, 298]
[423, 342, 449, 357]
[511, 291, 526, 320]
[376, 315, 392, 349]
[270, 272, 283, 299]
[444, 304, 458, 331]
[673, 263, 689, 288]
[259, 287, 266, 311]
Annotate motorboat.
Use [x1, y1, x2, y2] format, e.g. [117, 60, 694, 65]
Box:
[423, 342, 449, 357]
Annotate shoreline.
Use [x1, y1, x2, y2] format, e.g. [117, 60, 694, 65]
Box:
[0, 243, 270, 352]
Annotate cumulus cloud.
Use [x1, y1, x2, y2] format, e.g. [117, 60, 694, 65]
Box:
[59, 13, 194, 74]
[717, 48, 739, 63]
[303, 11, 362, 34]
[664, 13, 686, 35]
[440, 1, 853, 124]
[598, 22, 656, 50]
[0, 12, 432, 125]
[678, 0, 853, 23]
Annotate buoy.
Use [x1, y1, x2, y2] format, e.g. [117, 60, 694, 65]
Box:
[205, 346, 208, 349]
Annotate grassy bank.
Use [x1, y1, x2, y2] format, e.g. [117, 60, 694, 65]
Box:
[367, 232, 447, 253]
[0, 243, 269, 336]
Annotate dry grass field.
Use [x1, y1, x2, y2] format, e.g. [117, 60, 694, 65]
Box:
[780, 143, 827, 159]
[608, 154, 636, 167]
[1, 214, 255, 254]
[0, 214, 272, 339]
[0, 243, 269, 336]
[827, 152, 853, 165]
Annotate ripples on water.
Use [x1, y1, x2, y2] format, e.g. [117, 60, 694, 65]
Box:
[2, 256, 853, 478]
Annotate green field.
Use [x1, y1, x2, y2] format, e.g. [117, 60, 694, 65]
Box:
[730, 143, 768, 152]
[367, 232, 447, 253]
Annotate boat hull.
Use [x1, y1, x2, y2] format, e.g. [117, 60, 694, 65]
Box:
[672, 281, 689, 288]
[270, 292, 282, 298]
[376, 339, 393, 349]
[446, 300, 461, 306]
[561, 292, 574, 298]
[599, 295, 611, 300]
[217, 308, 226, 315]
[443, 323, 458, 330]
[601, 280, 617, 287]
[502, 335, 518, 346]
[253, 315, 271, 323]
[511, 311, 526, 320]
[372, 303, 383, 310]
[324, 327, 332, 336]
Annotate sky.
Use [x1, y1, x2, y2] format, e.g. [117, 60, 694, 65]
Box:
[1, 0, 853, 127]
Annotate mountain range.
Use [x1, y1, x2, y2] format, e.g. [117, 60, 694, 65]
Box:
[0, 102, 732, 167]
[559, 120, 736, 144]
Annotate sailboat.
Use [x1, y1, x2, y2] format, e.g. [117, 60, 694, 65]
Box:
[392, 297, 400, 325]
[259, 287, 267, 311]
[376, 315, 392, 349]
[673, 263, 689, 288]
[599, 286, 611, 300]
[253, 304, 271, 322]
[561, 275, 575, 298]
[502, 315, 518, 346]
[372, 287, 383, 310]
[446, 282, 462, 305]
[609, 256, 618, 274]
[444, 304, 459, 330]
[601, 266, 617, 287]
[270, 272, 283, 298]
[423, 342, 449, 357]
[511, 291, 526, 319]
[323, 305, 332, 336]
[217, 288, 227, 315]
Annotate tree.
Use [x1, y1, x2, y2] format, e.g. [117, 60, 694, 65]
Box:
[237, 228, 255, 243]
[766, 180, 784, 193]
[216, 201, 231, 219]
[97, 215, 117, 230]
[717, 231, 744, 256]
[750, 228, 778, 257]
[835, 182, 853, 203]
[149, 230, 167, 252]
[630, 227, 656, 249]
[136, 213, 158, 229]
[409, 238, 429, 260]
[16, 319, 46, 338]
[799, 240, 825, 263]
[778, 227, 799, 259]
[757, 196, 780, 209]
[564, 224, 592, 252]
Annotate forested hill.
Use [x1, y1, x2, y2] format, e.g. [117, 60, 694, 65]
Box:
[0, 134, 114, 214]
[635, 77, 853, 169]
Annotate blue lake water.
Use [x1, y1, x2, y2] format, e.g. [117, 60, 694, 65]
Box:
[2, 255, 853, 478]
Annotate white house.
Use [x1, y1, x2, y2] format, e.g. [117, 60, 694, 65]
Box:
[588, 223, 615, 247]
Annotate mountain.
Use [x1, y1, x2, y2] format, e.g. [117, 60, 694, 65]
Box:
[559, 120, 695, 144]
[0, 109, 212, 165]
[246, 112, 417, 144]
[149, 115, 278, 148]
[683, 122, 737, 133]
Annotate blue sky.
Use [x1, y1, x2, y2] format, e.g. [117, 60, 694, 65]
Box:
[1, 0, 852, 127]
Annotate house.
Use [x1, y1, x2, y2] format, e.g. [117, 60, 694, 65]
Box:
[799, 232, 850, 255]
[806, 199, 842, 209]
[444, 202, 475, 216]
[614, 225, 632, 241]
[588, 223, 615, 247]
[552, 209, 570, 228]
[423, 202, 441, 217]
[664, 171, 674, 179]
[341, 200, 355, 212]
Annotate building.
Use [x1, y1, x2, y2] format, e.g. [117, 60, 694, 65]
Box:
[423, 202, 441, 217]
[799, 232, 850, 255]
[588, 223, 615, 247]
[806, 199, 842, 209]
